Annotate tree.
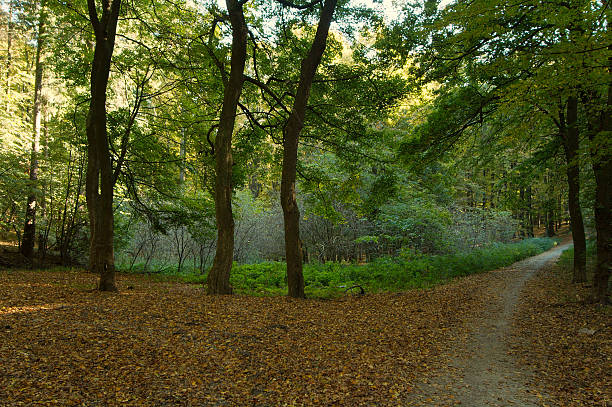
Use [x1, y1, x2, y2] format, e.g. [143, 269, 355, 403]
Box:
[280, 0, 338, 298]
[560, 96, 587, 282]
[584, 18, 611, 302]
[20, 0, 47, 260]
[85, 0, 122, 291]
[206, 0, 248, 295]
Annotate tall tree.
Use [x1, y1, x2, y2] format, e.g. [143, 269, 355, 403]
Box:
[206, 0, 248, 295]
[20, 0, 47, 260]
[86, 0, 122, 291]
[280, 0, 338, 298]
[560, 96, 587, 282]
[586, 18, 611, 302]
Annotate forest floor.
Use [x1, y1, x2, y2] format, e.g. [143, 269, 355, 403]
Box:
[403, 246, 568, 406]
[404, 240, 610, 407]
[1, 241, 610, 406]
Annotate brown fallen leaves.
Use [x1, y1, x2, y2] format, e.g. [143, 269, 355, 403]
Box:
[512, 263, 612, 407]
[3, 258, 606, 407]
[0, 268, 485, 406]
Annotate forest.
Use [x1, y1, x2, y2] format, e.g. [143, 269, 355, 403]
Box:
[0, 0, 610, 405]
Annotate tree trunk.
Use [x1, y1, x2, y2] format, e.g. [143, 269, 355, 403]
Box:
[38, 116, 49, 260]
[5, 0, 12, 109]
[179, 127, 186, 184]
[561, 96, 587, 283]
[546, 207, 555, 237]
[526, 185, 534, 237]
[519, 187, 526, 237]
[280, 0, 338, 298]
[589, 45, 612, 303]
[21, 2, 46, 260]
[206, 0, 247, 295]
[591, 136, 611, 303]
[85, 0, 121, 292]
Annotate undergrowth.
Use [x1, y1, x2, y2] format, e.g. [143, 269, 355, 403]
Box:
[123, 237, 557, 297]
[557, 239, 596, 268]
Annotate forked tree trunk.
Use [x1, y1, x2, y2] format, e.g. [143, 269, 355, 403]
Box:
[561, 96, 587, 283]
[21, 1, 46, 260]
[86, 0, 121, 292]
[280, 0, 338, 298]
[206, 0, 247, 295]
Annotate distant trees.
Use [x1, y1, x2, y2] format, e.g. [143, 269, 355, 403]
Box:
[400, 0, 609, 302]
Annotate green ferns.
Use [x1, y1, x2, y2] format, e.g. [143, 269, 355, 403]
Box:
[162, 237, 557, 297]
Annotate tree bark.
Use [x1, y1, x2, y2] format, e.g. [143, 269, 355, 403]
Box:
[179, 128, 186, 184]
[280, 0, 338, 298]
[206, 0, 247, 295]
[21, 1, 46, 260]
[38, 116, 50, 259]
[590, 132, 611, 303]
[5, 0, 12, 111]
[526, 185, 534, 237]
[560, 96, 587, 283]
[589, 43, 612, 303]
[86, 0, 121, 292]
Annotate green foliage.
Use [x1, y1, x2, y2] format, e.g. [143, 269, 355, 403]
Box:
[133, 237, 557, 297]
[558, 240, 597, 268]
[376, 198, 452, 254]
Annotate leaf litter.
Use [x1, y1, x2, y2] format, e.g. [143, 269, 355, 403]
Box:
[1, 249, 609, 406]
[512, 261, 612, 407]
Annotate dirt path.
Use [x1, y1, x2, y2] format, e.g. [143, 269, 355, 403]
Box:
[406, 242, 571, 406]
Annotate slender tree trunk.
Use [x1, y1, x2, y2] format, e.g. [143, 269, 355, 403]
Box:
[86, 0, 121, 292]
[546, 205, 555, 237]
[38, 116, 49, 259]
[546, 214, 555, 236]
[519, 187, 526, 237]
[21, 2, 46, 259]
[526, 185, 534, 237]
[5, 0, 12, 110]
[560, 96, 587, 283]
[206, 0, 247, 295]
[280, 0, 338, 298]
[179, 128, 186, 184]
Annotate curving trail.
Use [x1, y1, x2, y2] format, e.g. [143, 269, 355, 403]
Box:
[406, 242, 570, 407]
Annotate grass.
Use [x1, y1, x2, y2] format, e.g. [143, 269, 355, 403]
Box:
[557, 239, 597, 268]
[121, 237, 558, 298]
